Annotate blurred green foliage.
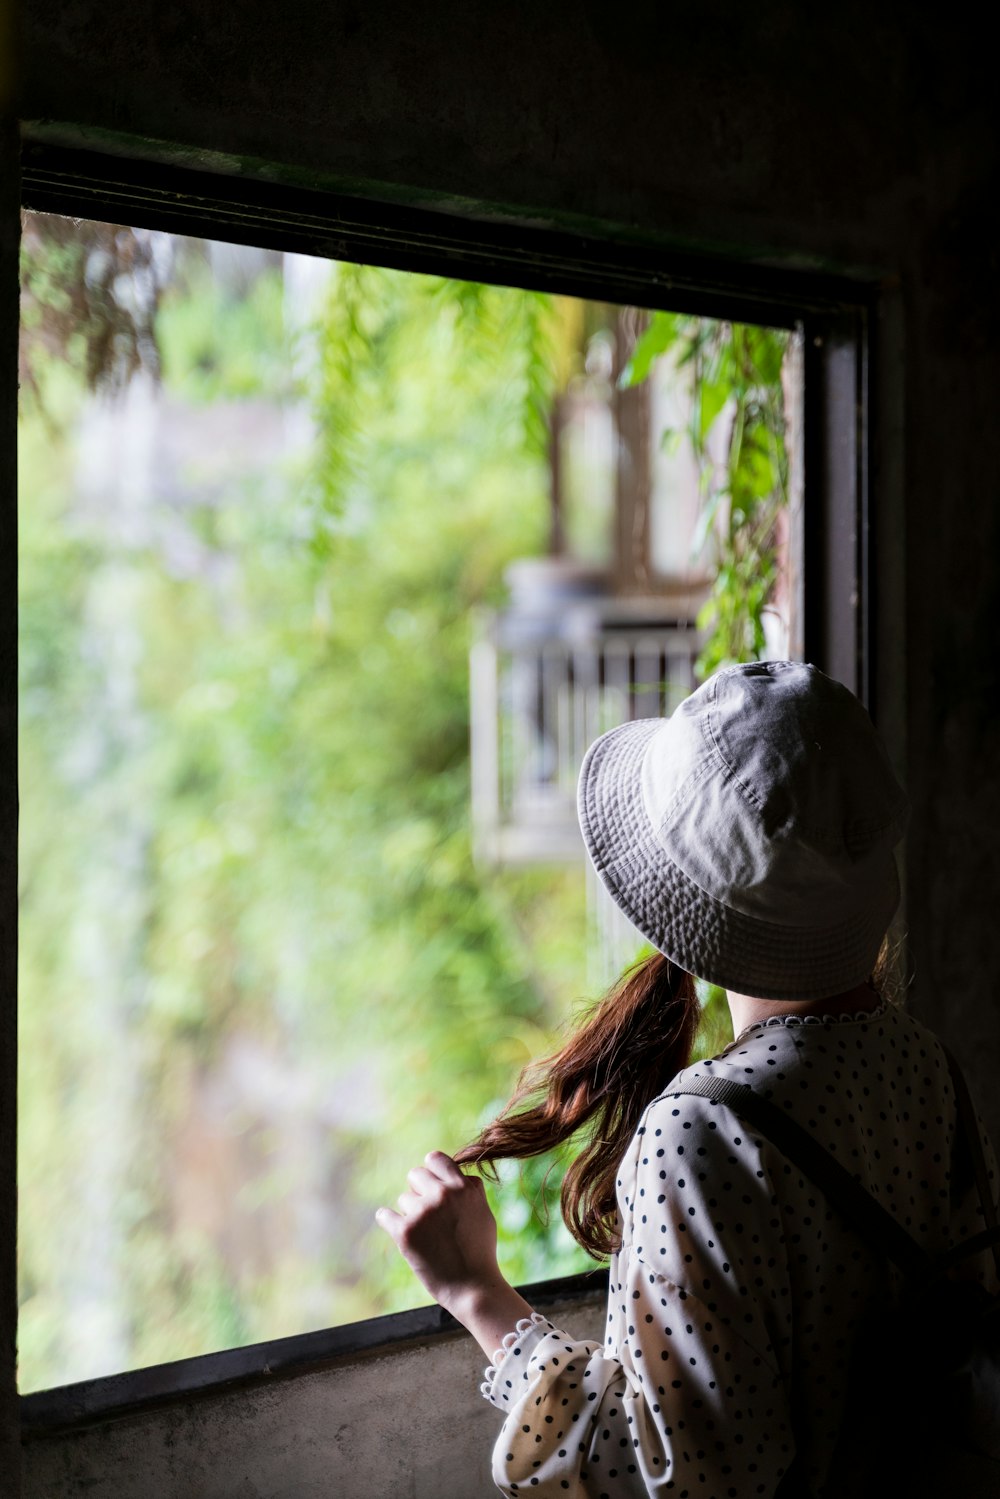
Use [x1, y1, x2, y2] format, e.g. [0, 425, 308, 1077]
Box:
[16, 228, 789, 1393]
[156, 254, 291, 404]
[18, 241, 598, 1389]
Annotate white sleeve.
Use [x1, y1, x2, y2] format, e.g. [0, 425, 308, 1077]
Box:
[482, 1313, 648, 1497]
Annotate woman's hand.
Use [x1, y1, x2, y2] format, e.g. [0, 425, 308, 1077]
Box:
[375, 1150, 501, 1313]
[376, 1150, 535, 1357]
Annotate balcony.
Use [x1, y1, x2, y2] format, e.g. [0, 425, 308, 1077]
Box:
[471, 557, 704, 870]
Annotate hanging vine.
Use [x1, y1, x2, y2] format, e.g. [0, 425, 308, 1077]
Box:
[621, 311, 791, 677]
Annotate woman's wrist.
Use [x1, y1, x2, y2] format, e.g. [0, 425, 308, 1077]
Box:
[444, 1279, 537, 1360]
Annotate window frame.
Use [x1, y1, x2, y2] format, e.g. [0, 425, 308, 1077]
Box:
[15, 139, 877, 1434]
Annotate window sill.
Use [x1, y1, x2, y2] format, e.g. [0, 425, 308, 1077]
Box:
[20, 1268, 609, 1439]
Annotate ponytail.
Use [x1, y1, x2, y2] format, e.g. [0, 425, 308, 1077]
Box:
[454, 953, 699, 1259]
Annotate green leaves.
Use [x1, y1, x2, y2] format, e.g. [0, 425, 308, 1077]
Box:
[618, 309, 680, 388]
[623, 311, 790, 676]
[698, 377, 731, 442]
[310, 267, 559, 534]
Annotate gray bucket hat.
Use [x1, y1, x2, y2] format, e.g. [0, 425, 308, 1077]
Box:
[577, 661, 909, 1001]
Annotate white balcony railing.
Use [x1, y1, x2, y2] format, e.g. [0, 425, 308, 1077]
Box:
[471, 599, 701, 869]
[470, 583, 703, 985]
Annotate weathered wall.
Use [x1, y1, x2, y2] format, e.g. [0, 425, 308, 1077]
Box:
[14, 3, 988, 274]
[22, 1290, 605, 1499]
[5, 3, 999, 1496]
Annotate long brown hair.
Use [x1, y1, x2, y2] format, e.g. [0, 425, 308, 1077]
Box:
[454, 953, 699, 1259]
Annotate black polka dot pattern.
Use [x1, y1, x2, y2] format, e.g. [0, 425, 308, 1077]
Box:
[482, 1004, 999, 1497]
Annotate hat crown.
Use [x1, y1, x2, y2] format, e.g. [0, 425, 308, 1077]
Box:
[709, 663, 904, 853]
[640, 662, 907, 927]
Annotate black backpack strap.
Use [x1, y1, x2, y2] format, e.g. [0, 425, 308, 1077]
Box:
[944, 1048, 1000, 1280]
[671, 1076, 933, 1280]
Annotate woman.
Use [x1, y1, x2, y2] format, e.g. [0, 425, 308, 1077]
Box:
[376, 661, 998, 1497]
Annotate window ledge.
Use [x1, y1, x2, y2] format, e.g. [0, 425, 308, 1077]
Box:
[20, 1268, 609, 1439]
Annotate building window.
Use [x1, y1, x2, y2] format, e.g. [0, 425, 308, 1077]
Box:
[17, 189, 838, 1401]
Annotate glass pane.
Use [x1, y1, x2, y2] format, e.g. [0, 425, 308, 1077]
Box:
[17, 214, 799, 1389]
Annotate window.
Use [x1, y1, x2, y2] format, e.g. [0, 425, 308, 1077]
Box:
[16, 145, 870, 1419]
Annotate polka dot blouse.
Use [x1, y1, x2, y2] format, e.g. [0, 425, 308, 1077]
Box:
[481, 1002, 999, 1497]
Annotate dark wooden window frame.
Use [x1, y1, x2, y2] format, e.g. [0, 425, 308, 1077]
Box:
[15, 139, 877, 1436]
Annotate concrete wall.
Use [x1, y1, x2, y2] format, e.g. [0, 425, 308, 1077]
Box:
[4, 3, 999, 1495]
[22, 1291, 606, 1499]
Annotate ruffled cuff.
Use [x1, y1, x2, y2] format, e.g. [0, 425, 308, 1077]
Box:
[480, 1313, 555, 1403]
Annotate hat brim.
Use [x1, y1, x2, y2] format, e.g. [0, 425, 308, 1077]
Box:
[577, 718, 899, 1002]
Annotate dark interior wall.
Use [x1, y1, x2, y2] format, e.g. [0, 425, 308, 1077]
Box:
[15, 2, 991, 273]
[4, 4, 999, 1493]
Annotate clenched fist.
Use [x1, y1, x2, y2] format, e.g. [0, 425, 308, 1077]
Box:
[376, 1150, 535, 1356]
[376, 1151, 501, 1311]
